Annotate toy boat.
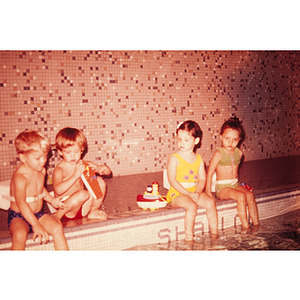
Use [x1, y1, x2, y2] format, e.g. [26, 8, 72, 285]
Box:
[136, 194, 167, 210]
[136, 182, 168, 211]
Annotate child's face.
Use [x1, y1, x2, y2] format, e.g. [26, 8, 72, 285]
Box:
[20, 146, 48, 172]
[177, 129, 200, 152]
[59, 143, 82, 165]
[220, 128, 241, 150]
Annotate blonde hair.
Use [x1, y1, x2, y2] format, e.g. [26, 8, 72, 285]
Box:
[55, 127, 87, 152]
[15, 130, 50, 154]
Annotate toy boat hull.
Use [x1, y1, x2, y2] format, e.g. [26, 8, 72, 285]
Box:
[136, 194, 167, 210]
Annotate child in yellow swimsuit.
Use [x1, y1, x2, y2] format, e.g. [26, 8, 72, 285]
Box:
[167, 120, 218, 241]
[206, 117, 259, 229]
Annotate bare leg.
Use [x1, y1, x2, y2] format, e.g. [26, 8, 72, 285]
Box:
[54, 190, 90, 220]
[40, 214, 69, 250]
[196, 193, 218, 238]
[236, 186, 259, 226]
[81, 194, 93, 216]
[171, 195, 198, 241]
[87, 177, 107, 220]
[9, 219, 29, 250]
[220, 187, 249, 228]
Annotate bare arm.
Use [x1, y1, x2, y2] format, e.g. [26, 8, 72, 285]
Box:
[13, 174, 40, 226]
[167, 155, 191, 197]
[85, 161, 112, 176]
[206, 150, 221, 197]
[52, 163, 85, 196]
[238, 148, 243, 160]
[42, 188, 68, 210]
[195, 159, 206, 195]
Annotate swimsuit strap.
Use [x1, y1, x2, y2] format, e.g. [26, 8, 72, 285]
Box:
[2, 191, 46, 203]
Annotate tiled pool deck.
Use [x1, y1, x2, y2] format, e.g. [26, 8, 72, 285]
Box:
[1, 155, 300, 250]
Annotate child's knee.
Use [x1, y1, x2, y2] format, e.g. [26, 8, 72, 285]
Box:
[77, 190, 90, 202]
[186, 201, 198, 214]
[50, 220, 64, 236]
[246, 192, 255, 203]
[12, 228, 28, 243]
[97, 177, 106, 191]
[207, 198, 217, 211]
[237, 191, 247, 202]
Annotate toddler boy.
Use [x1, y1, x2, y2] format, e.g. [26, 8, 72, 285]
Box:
[8, 130, 69, 250]
[52, 127, 111, 220]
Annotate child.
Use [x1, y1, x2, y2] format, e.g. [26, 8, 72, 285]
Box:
[8, 130, 69, 250]
[52, 127, 111, 220]
[206, 117, 259, 229]
[167, 120, 218, 241]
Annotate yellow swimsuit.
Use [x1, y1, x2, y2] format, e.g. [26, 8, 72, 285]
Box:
[166, 153, 202, 203]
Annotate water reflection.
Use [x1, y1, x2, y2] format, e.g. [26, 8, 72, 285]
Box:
[126, 209, 300, 250]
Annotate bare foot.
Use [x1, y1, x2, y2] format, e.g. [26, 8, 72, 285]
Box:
[251, 224, 265, 233]
[87, 209, 107, 220]
[185, 235, 194, 242]
[211, 233, 218, 242]
[82, 197, 93, 217]
[241, 226, 251, 234]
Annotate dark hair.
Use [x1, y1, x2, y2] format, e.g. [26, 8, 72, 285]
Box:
[177, 120, 203, 152]
[220, 117, 245, 141]
[55, 127, 87, 153]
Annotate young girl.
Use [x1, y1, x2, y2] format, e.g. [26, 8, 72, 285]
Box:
[206, 117, 259, 229]
[167, 120, 218, 241]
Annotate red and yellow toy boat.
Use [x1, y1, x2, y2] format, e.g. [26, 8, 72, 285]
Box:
[137, 182, 167, 211]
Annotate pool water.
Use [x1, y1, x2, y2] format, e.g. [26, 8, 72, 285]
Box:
[126, 209, 300, 250]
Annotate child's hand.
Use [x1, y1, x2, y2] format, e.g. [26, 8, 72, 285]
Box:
[32, 223, 49, 245]
[73, 161, 86, 179]
[92, 164, 110, 176]
[190, 191, 200, 202]
[206, 191, 213, 198]
[51, 197, 68, 210]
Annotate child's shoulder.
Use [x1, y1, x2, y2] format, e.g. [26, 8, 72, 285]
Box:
[237, 147, 243, 156]
[168, 152, 179, 161]
[13, 163, 32, 177]
[11, 168, 26, 183]
[171, 151, 201, 163]
[214, 148, 223, 156]
[168, 152, 183, 165]
[54, 159, 67, 169]
[11, 165, 38, 188]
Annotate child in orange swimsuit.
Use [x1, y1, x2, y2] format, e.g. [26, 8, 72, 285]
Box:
[167, 120, 218, 241]
[8, 130, 68, 250]
[206, 117, 259, 229]
[52, 127, 112, 220]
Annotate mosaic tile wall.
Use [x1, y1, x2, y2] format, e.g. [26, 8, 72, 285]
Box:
[0, 50, 299, 181]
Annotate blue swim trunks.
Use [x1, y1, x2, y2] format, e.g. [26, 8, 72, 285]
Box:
[7, 209, 45, 233]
